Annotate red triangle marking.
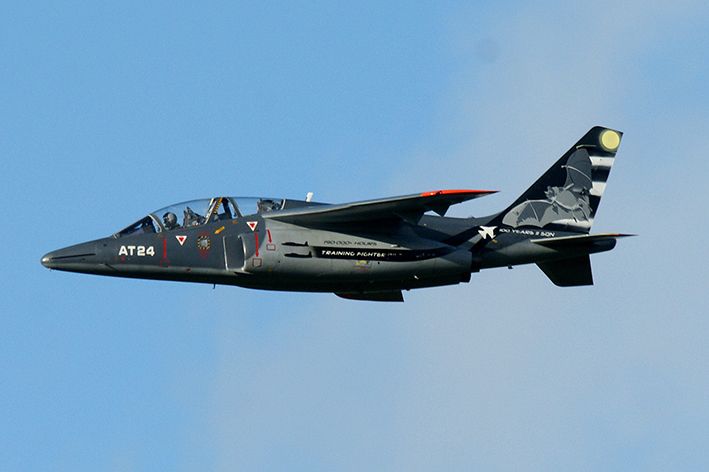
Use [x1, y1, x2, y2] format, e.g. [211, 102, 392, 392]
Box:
[176, 235, 187, 246]
[247, 221, 258, 231]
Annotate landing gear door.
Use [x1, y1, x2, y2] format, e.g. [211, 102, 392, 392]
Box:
[223, 235, 245, 272]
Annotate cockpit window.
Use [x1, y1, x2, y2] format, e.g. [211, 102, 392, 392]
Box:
[233, 197, 284, 216]
[204, 197, 239, 223]
[257, 198, 282, 213]
[116, 216, 160, 237]
[152, 199, 212, 231]
[116, 197, 286, 236]
[182, 205, 206, 227]
[157, 197, 284, 224]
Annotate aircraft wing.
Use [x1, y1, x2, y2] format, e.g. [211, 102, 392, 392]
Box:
[264, 189, 496, 226]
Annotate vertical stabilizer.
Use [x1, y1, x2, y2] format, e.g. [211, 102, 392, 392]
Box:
[494, 126, 622, 233]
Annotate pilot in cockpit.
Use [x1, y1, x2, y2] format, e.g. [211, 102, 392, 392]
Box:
[163, 212, 179, 230]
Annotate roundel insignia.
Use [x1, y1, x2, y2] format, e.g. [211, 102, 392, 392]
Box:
[599, 129, 620, 151]
[196, 234, 211, 252]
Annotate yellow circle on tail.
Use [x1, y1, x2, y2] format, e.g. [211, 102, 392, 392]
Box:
[600, 130, 620, 151]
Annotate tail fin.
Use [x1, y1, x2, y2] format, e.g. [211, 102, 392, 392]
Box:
[493, 126, 622, 233]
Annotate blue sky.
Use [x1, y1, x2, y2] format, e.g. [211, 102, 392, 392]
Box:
[2, 1, 709, 470]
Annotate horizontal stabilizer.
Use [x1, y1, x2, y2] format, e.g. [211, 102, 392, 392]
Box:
[531, 233, 635, 250]
[537, 255, 593, 287]
[336, 291, 404, 302]
[265, 189, 496, 226]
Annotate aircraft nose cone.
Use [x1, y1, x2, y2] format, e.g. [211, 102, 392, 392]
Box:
[40, 241, 100, 271]
[41, 253, 52, 268]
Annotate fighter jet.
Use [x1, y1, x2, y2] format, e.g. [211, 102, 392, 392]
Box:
[41, 126, 632, 302]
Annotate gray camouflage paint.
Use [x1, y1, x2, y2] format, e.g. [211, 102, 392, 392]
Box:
[41, 126, 630, 301]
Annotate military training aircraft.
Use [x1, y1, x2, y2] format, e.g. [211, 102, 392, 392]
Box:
[42, 126, 631, 302]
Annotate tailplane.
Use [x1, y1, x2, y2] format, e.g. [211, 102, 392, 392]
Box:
[531, 233, 634, 286]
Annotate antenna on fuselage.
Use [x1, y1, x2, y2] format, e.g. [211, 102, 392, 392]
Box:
[305, 192, 314, 202]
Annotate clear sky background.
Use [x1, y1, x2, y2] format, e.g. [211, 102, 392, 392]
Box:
[2, 1, 709, 470]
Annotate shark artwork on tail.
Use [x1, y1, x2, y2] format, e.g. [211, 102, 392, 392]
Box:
[42, 126, 632, 301]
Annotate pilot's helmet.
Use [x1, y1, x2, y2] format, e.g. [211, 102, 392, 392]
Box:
[163, 212, 178, 229]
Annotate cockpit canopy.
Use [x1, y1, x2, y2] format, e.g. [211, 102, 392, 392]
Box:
[115, 197, 284, 237]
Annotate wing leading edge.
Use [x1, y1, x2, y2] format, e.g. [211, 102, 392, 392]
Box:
[263, 189, 496, 226]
